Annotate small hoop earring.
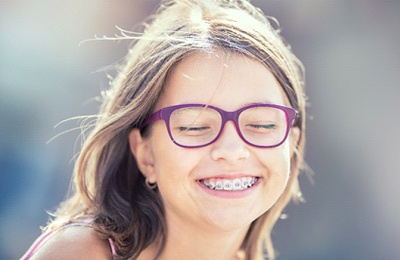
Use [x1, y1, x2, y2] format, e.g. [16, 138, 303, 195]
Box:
[145, 178, 157, 190]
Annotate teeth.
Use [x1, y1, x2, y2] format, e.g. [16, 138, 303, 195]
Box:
[241, 178, 249, 189]
[223, 180, 233, 190]
[233, 179, 242, 190]
[201, 177, 258, 191]
[215, 181, 223, 190]
[208, 181, 216, 189]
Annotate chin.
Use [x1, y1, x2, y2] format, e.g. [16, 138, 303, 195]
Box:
[200, 207, 265, 232]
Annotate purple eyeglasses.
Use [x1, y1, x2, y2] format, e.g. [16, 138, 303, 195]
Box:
[140, 103, 297, 148]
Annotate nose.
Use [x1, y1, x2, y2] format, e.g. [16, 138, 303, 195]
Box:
[210, 121, 250, 162]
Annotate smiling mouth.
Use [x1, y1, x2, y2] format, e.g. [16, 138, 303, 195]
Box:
[199, 177, 260, 191]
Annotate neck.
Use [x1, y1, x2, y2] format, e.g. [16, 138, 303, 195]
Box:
[139, 216, 249, 260]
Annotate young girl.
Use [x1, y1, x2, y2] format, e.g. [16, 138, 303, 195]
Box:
[23, 0, 307, 259]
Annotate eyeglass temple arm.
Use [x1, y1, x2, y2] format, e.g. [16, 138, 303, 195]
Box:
[290, 109, 299, 127]
[140, 110, 162, 130]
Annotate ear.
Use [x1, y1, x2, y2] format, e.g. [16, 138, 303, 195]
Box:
[289, 126, 301, 157]
[128, 129, 156, 183]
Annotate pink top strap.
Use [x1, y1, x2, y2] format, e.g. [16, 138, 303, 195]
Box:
[21, 221, 116, 259]
[108, 237, 117, 256]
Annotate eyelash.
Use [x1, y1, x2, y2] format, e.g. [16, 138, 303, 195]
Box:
[248, 124, 275, 129]
[178, 126, 210, 131]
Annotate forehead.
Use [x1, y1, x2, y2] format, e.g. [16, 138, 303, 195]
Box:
[156, 49, 288, 110]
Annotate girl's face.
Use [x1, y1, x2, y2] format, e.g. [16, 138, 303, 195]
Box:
[129, 50, 300, 232]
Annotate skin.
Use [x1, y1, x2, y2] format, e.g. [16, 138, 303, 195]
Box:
[30, 226, 111, 260]
[129, 49, 300, 260]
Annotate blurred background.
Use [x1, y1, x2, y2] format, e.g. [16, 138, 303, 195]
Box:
[1, 0, 399, 259]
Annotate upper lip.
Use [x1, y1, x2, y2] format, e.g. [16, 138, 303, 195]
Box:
[197, 173, 260, 181]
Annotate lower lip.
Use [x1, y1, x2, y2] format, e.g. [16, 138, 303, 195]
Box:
[196, 178, 261, 199]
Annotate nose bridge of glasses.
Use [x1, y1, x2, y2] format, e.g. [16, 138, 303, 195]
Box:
[218, 109, 243, 137]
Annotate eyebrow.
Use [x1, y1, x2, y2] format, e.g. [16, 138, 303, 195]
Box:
[242, 100, 275, 107]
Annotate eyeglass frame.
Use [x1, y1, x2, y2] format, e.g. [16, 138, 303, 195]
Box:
[140, 103, 298, 149]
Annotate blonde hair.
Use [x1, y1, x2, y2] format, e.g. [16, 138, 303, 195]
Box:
[49, 0, 306, 259]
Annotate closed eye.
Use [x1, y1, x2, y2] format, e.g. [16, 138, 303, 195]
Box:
[178, 126, 210, 131]
[247, 124, 276, 129]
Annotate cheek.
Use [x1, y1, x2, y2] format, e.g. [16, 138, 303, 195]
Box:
[150, 134, 207, 214]
[150, 128, 178, 177]
[258, 141, 292, 195]
[150, 125, 202, 183]
[280, 143, 292, 180]
[281, 143, 292, 173]
[268, 141, 292, 172]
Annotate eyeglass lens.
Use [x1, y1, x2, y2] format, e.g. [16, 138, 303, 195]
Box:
[168, 106, 288, 147]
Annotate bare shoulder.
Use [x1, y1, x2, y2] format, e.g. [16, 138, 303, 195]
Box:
[30, 225, 112, 260]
